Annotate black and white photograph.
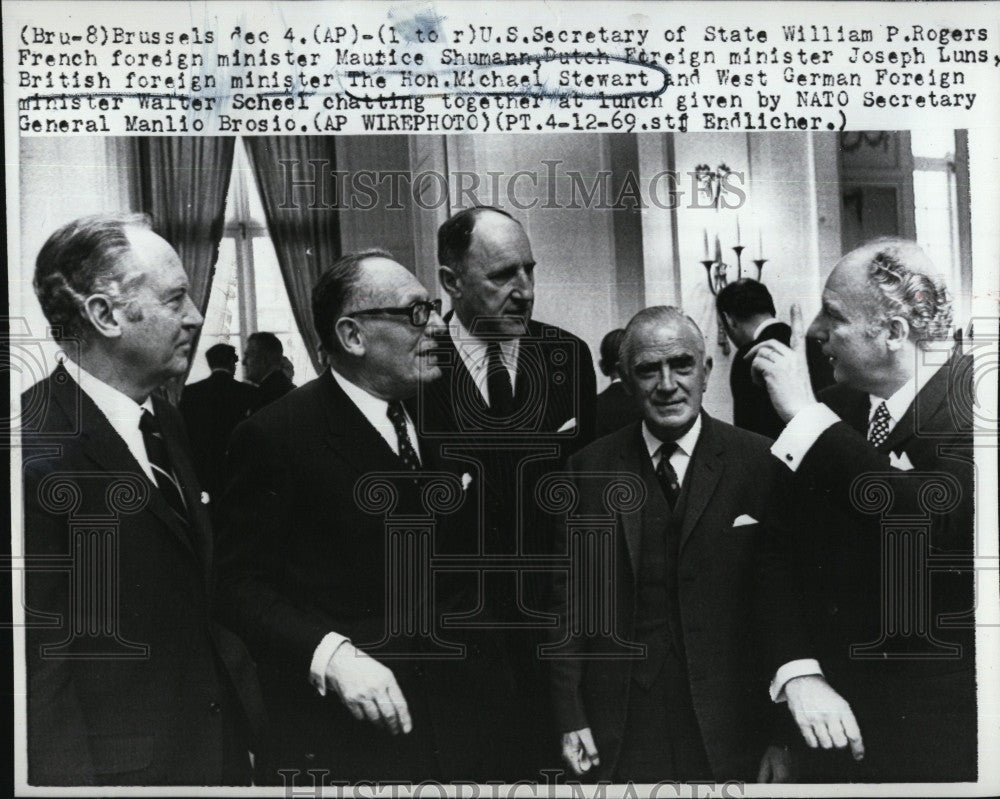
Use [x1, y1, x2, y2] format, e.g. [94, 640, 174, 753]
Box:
[4, 1, 999, 795]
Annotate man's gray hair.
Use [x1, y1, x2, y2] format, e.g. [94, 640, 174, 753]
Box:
[862, 238, 953, 350]
[619, 306, 705, 377]
[33, 213, 153, 343]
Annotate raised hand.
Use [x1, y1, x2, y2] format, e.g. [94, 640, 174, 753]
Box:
[745, 303, 816, 423]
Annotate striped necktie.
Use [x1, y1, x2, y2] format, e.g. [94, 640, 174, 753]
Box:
[139, 409, 189, 521]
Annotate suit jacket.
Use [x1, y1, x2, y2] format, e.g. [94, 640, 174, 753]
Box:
[180, 371, 258, 501]
[215, 370, 498, 781]
[21, 365, 263, 786]
[549, 415, 783, 781]
[250, 369, 295, 413]
[758, 353, 976, 781]
[596, 380, 642, 439]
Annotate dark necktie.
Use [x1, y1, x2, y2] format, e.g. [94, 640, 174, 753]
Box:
[655, 442, 681, 509]
[387, 401, 422, 470]
[486, 340, 514, 416]
[139, 409, 188, 521]
[868, 401, 891, 447]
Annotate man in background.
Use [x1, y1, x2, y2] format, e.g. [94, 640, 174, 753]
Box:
[180, 343, 258, 503]
[750, 238, 975, 781]
[716, 279, 834, 439]
[21, 213, 261, 785]
[244, 331, 294, 411]
[595, 327, 642, 438]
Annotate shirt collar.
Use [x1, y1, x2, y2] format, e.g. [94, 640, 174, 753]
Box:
[68, 361, 153, 426]
[329, 366, 390, 427]
[868, 364, 936, 424]
[451, 315, 520, 373]
[641, 413, 703, 461]
[752, 317, 782, 342]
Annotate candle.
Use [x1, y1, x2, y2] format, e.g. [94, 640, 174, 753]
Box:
[702, 228, 709, 259]
[736, 215, 742, 245]
[714, 234, 723, 264]
[758, 230, 763, 259]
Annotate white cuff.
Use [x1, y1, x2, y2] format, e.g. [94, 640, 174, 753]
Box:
[770, 403, 840, 472]
[770, 658, 824, 702]
[309, 632, 350, 697]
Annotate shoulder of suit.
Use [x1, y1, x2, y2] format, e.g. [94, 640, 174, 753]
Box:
[817, 380, 858, 414]
[569, 421, 638, 468]
[529, 319, 591, 350]
[706, 414, 774, 454]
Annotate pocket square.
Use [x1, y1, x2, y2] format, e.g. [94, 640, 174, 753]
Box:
[556, 417, 577, 433]
[460, 472, 473, 492]
[889, 451, 915, 471]
[200, 491, 211, 505]
[733, 514, 758, 527]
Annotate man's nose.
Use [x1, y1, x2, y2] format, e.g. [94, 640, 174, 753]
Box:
[425, 309, 445, 336]
[511, 268, 534, 302]
[807, 314, 825, 341]
[183, 295, 204, 328]
[657, 366, 677, 391]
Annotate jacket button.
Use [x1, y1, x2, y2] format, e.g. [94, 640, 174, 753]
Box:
[208, 701, 222, 714]
[304, 752, 316, 762]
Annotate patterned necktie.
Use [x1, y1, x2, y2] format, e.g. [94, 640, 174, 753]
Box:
[139, 409, 188, 521]
[387, 401, 422, 470]
[868, 401, 891, 447]
[486, 340, 514, 417]
[655, 442, 681, 509]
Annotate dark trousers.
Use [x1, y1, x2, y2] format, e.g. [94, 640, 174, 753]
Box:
[615, 649, 711, 783]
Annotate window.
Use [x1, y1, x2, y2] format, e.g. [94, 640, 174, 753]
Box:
[910, 130, 971, 327]
[187, 140, 318, 385]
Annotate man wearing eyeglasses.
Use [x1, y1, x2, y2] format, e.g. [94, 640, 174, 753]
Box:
[215, 250, 467, 783]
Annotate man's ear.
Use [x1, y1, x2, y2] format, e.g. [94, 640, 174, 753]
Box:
[885, 316, 911, 351]
[82, 294, 122, 339]
[334, 317, 365, 357]
[439, 266, 461, 299]
[703, 356, 714, 388]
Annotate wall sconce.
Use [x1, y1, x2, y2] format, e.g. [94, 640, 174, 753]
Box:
[694, 165, 767, 355]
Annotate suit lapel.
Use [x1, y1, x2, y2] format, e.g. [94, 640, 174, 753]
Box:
[317, 370, 408, 475]
[678, 414, 725, 554]
[154, 395, 212, 571]
[50, 368, 197, 558]
[881, 358, 954, 454]
[618, 424, 649, 579]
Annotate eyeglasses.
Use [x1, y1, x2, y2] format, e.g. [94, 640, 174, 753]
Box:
[346, 298, 443, 328]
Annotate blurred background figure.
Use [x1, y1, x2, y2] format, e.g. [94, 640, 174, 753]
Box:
[595, 327, 642, 438]
[716, 279, 834, 439]
[180, 343, 259, 503]
[280, 355, 296, 387]
[243, 331, 295, 412]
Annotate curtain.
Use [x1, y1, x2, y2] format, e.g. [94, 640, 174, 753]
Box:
[136, 137, 236, 402]
[243, 137, 341, 373]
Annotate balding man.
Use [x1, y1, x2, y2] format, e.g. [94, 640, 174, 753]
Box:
[550, 307, 791, 784]
[750, 238, 976, 781]
[215, 250, 478, 782]
[418, 207, 598, 777]
[21, 214, 261, 785]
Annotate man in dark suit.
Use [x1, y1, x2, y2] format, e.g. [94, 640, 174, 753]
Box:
[417, 206, 598, 776]
[717, 279, 834, 439]
[180, 343, 258, 502]
[21, 213, 262, 785]
[244, 332, 295, 411]
[216, 249, 501, 783]
[550, 306, 790, 784]
[749, 238, 976, 781]
[595, 327, 642, 438]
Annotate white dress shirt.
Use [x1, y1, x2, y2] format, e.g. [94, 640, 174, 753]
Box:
[309, 367, 422, 696]
[65, 362, 156, 483]
[751, 317, 785, 343]
[640, 413, 702, 487]
[450, 316, 520, 407]
[767, 365, 935, 701]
